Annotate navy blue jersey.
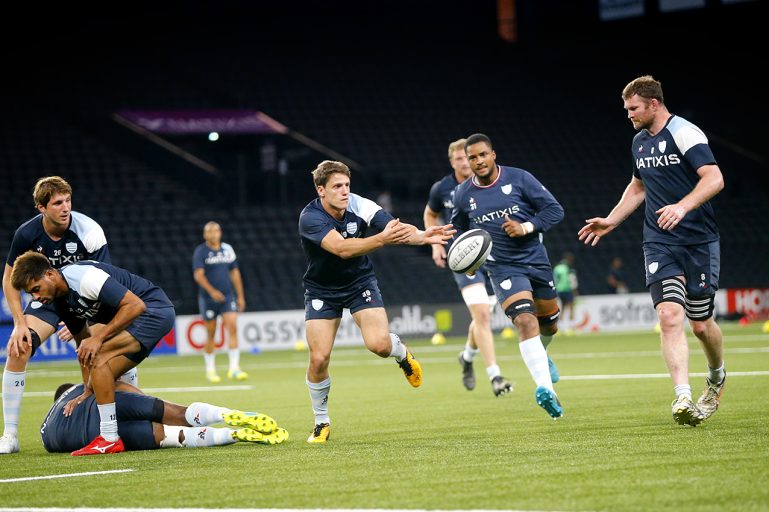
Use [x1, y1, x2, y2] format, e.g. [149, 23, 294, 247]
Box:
[451, 165, 564, 267]
[632, 115, 719, 245]
[299, 194, 393, 293]
[192, 242, 238, 298]
[41, 384, 161, 452]
[40, 384, 100, 452]
[6, 211, 110, 268]
[427, 173, 462, 222]
[54, 261, 173, 334]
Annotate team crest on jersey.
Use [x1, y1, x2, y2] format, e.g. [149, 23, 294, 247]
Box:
[65, 242, 78, 254]
[501, 184, 512, 195]
[658, 141, 667, 153]
[312, 299, 324, 311]
[346, 222, 358, 235]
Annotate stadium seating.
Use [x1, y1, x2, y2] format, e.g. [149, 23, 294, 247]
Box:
[1, 16, 766, 314]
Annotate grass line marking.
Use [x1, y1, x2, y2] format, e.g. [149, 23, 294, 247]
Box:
[0, 469, 133, 483]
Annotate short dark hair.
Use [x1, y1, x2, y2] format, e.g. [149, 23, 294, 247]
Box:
[10, 251, 52, 291]
[465, 133, 493, 152]
[54, 383, 76, 401]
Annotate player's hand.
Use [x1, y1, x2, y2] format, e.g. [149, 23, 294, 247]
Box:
[210, 289, 226, 302]
[76, 336, 102, 367]
[502, 215, 527, 238]
[578, 217, 615, 246]
[7, 323, 32, 359]
[237, 297, 246, 312]
[423, 224, 455, 245]
[432, 244, 447, 268]
[381, 219, 412, 245]
[655, 203, 688, 231]
[57, 321, 73, 342]
[63, 389, 92, 417]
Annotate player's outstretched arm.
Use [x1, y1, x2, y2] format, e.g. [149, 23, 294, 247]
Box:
[579, 177, 645, 247]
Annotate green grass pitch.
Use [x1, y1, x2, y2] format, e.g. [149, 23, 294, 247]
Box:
[1, 322, 768, 511]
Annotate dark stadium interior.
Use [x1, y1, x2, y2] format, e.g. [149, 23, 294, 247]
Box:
[1, 0, 765, 315]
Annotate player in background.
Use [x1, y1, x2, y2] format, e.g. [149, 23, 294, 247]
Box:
[192, 221, 247, 383]
[424, 138, 512, 396]
[298, 160, 455, 443]
[553, 252, 578, 331]
[1, 176, 136, 455]
[41, 381, 287, 454]
[451, 134, 565, 419]
[579, 75, 726, 426]
[11, 251, 175, 455]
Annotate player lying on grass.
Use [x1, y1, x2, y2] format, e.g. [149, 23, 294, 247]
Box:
[41, 381, 288, 454]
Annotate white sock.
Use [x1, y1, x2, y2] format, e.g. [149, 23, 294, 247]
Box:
[2, 370, 25, 436]
[307, 377, 331, 425]
[519, 336, 553, 391]
[228, 349, 240, 372]
[674, 384, 692, 400]
[462, 342, 479, 363]
[97, 403, 119, 442]
[185, 402, 229, 426]
[485, 364, 501, 380]
[388, 333, 406, 361]
[204, 353, 216, 373]
[180, 426, 236, 448]
[708, 364, 725, 384]
[117, 367, 139, 387]
[540, 334, 554, 349]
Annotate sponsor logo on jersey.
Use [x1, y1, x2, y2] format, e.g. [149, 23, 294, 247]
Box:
[635, 154, 681, 169]
[473, 205, 520, 224]
[205, 250, 236, 265]
[469, 197, 477, 211]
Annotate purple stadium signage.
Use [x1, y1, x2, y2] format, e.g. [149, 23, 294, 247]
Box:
[117, 110, 289, 134]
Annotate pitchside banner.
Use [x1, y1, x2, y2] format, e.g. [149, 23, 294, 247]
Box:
[3, 289, 762, 361]
[0, 327, 177, 363]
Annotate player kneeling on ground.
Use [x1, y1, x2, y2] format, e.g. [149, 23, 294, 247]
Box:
[12, 250, 173, 455]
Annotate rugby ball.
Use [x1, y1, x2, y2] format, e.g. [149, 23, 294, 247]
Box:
[447, 229, 492, 274]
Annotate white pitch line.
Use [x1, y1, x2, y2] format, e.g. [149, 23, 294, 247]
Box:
[562, 370, 769, 381]
[0, 469, 133, 484]
[23, 385, 252, 398]
[0, 509, 554, 512]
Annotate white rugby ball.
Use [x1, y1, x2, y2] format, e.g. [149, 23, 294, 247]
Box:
[447, 229, 492, 274]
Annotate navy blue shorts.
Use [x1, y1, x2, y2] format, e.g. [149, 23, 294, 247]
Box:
[305, 278, 384, 320]
[125, 306, 175, 363]
[114, 392, 164, 451]
[643, 241, 720, 296]
[23, 300, 60, 329]
[487, 262, 558, 305]
[557, 291, 574, 305]
[198, 294, 238, 320]
[452, 266, 494, 295]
